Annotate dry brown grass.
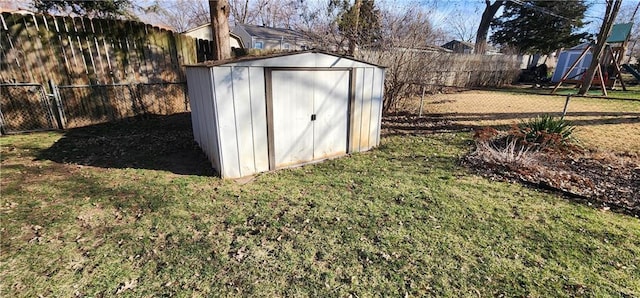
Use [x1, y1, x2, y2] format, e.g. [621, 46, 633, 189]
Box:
[399, 90, 640, 154]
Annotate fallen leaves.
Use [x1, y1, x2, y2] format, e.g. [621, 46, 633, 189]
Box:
[465, 147, 640, 216]
[115, 278, 138, 294]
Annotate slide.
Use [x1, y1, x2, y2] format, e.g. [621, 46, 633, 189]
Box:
[622, 64, 640, 82]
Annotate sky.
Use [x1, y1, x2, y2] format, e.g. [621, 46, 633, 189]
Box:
[1, 0, 638, 36]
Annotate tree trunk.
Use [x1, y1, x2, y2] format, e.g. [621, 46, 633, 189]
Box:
[578, 0, 622, 95]
[347, 0, 362, 56]
[209, 0, 231, 61]
[474, 0, 503, 55]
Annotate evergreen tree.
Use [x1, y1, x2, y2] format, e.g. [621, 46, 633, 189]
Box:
[490, 0, 590, 54]
[331, 0, 382, 52]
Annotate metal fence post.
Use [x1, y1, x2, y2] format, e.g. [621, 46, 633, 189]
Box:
[561, 94, 571, 120]
[48, 79, 67, 129]
[418, 85, 426, 117]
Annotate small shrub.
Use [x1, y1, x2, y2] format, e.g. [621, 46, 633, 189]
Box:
[473, 127, 498, 142]
[516, 114, 575, 149]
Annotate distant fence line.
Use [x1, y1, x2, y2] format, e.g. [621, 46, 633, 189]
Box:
[0, 12, 215, 133]
[359, 50, 521, 111]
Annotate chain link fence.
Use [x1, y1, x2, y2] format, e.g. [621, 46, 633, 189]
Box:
[0, 82, 189, 133]
[56, 82, 189, 128]
[0, 83, 58, 134]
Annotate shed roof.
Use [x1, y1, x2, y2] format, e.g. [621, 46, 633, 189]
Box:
[185, 50, 385, 68]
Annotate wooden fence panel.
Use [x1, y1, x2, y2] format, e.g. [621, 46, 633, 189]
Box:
[0, 12, 215, 130]
[0, 12, 211, 86]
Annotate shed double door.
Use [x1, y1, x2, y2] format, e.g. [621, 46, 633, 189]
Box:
[270, 69, 350, 168]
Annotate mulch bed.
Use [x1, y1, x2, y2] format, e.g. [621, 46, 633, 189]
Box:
[464, 150, 640, 217]
[381, 113, 640, 217]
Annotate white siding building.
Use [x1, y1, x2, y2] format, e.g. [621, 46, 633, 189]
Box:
[185, 51, 385, 178]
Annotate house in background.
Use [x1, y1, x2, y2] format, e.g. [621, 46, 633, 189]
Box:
[183, 24, 245, 49]
[441, 40, 500, 55]
[441, 40, 475, 54]
[232, 23, 311, 51]
[391, 45, 452, 53]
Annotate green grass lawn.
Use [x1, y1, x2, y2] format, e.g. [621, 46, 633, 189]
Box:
[1, 116, 639, 297]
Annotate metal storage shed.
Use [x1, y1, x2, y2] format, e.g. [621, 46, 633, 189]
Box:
[551, 43, 592, 83]
[185, 51, 385, 178]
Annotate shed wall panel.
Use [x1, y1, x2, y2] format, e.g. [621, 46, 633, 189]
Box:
[231, 66, 257, 176]
[186, 69, 203, 147]
[359, 67, 374, 150]
[205, 70, 223, 173]
[313, 70, 349, 158]
[370, 68, 384, 146]
[351, 68, 364, 152]
[248, 67, 269, 172]
[212, 66, 241, 178]
[271, 70, 316, 167]
[551, 51, 592, 83]
[186, 67, 221, 174]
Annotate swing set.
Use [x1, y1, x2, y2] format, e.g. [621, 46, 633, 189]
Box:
[551, 23, 634, 96]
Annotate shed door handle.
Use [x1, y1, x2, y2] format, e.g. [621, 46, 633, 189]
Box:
[311, 114, 316, 121]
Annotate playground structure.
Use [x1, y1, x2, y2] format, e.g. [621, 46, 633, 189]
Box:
[551, 23, 635, 96]
[622, 63, 640, 81]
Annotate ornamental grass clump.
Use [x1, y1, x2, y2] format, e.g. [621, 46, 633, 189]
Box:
[514, 114, 575, 150]
[470, 115, 577, 169]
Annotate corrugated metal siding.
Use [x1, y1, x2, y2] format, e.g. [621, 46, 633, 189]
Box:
[312, 70, 349, 159]
[212, 67, 241, 178]
[201, 66, 270, 178]
[370, 68, 384, 146]
[351, 68, 364, 152]
[271, 70, 316, 167]
[186, 52, 384, 178]
[186, 67, 222, 175]
[248, 67, 270, 173]
[230, 67, 255, 176]
[349, 66, 383, 152]
[551, 51, 592, 83]
[359, 67, 374, 150]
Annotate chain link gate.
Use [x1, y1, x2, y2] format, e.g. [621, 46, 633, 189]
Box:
[0, 83, 59, 134]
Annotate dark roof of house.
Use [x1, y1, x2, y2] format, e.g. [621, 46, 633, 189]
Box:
[183, 23, 243, 39]
[237, 23, 305, 40]
[442, 40, 475, 49]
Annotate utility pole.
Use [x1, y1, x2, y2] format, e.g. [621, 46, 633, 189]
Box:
[578, 0, 622, 95]
[209, 0, 231, 60]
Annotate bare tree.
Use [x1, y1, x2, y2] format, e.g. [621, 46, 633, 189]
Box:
[475, 0, 505, 54]
[380, 5, 436, 48]
[361, 4, 443, 112]
[616, 1, 640, 63]
[154, 0, 210, 32]
[229, 0, 253, 24]
[447, 15, 476, 43]
[210, 0, 231, 60]
[227, 0, 299, 27]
